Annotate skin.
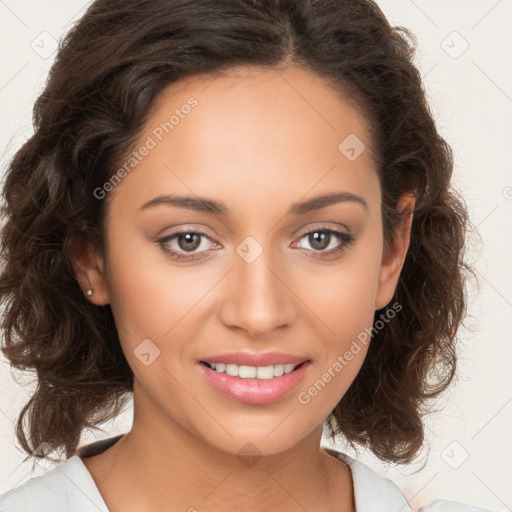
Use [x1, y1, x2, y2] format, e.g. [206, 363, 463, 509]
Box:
[71, 65, 415, 512]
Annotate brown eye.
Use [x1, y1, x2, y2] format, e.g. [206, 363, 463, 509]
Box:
[307, 231, 331, 251]
[295, 227, 356, 259]
[176, 232, 202, 252]
[157, 230, 217, 261]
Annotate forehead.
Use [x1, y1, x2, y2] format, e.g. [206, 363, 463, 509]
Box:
[152, 65, 372, 154]
[106, 65, 379, 217]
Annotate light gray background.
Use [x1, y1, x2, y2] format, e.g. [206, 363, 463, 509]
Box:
[0, 1, 511, 510]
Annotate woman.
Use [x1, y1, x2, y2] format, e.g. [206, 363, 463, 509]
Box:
[0, 0, 472, 510]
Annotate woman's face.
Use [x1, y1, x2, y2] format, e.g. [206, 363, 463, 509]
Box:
[83, 66, 411, 457]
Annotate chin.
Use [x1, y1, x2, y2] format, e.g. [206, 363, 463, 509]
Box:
[192, 420, 316, 459]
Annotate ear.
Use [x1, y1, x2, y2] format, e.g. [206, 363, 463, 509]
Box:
[67, 235, 110, 305]
[374, 192, 416, 311]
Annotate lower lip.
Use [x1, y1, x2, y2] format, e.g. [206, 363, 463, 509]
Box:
[197, 361, 310, 405]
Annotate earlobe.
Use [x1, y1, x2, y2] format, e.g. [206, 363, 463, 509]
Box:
[67, 235, 110, 305]
[374, 192, 416, 311]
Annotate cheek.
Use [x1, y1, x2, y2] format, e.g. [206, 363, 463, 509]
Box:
[295, 231, 382, 406]
[303, 233, 383, 342]
[104, 224, 204, 345]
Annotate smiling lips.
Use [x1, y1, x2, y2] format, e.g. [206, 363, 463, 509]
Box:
[198, 351, 311, 404]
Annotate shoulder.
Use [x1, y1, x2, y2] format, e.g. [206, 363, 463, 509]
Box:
[0, 456, 109, 512]
[323, 447, 412, 512]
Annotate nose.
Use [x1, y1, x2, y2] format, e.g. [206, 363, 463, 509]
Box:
[218, 241, 297, 338]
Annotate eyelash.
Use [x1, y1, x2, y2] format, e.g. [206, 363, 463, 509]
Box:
[157, 225, 356, 262]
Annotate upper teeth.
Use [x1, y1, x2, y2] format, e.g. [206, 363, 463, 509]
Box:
[206, 362, 299, 379]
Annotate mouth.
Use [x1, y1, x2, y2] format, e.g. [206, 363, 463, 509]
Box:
[197, 356, 311, 405]
[199, 361, 307, 380]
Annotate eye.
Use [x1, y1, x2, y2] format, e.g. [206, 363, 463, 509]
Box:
[293, 226, 356, 259]
[156, 226, 356, 262]
[157, 230, 218, 261]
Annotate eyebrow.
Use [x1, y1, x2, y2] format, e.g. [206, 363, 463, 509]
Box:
[138, 191, 369, 215]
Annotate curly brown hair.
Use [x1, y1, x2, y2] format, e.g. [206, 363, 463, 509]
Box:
[0, 0, 476, 465]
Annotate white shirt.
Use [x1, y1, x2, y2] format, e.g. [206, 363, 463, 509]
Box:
[0, 436, 411, 511]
